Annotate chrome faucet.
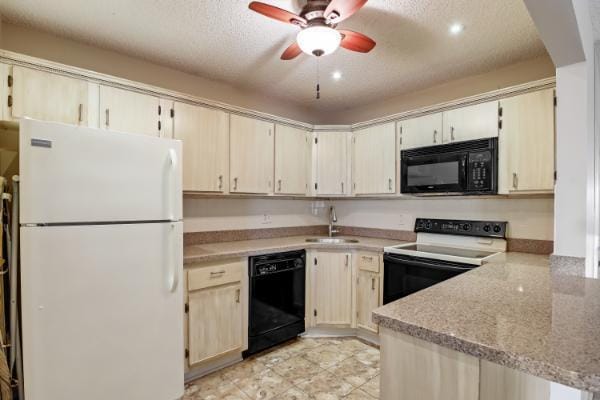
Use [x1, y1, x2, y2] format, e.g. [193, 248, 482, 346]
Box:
[328, 206, 339, 237]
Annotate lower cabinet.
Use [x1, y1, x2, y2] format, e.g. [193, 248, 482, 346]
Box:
[356, 252, 381, 333]
[380, 328, 586, 400]
[311, 251, 353, 326]
[185, 259, 246, 368]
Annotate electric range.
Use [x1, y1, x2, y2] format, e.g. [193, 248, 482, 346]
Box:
[382, 218, 507, 304]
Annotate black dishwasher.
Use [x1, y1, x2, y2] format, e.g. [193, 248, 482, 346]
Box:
[244, 250, 306, 357]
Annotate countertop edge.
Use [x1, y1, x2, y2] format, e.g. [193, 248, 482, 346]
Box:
[372, 311, 600, 393]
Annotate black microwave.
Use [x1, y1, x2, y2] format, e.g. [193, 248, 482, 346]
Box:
[400, 137, 498, 195]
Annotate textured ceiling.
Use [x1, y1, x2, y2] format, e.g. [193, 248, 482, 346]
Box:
[0, 0, 547, 115]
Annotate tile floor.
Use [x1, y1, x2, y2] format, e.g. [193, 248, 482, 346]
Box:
[184, 337, 380, 400]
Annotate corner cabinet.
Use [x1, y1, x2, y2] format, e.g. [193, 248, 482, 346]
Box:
[8, 66, 97, 126]
[399, 112, 444, 149]
[311, 252, 353, 327]
[99, 85, 160, 136]
[174, 102, 229, 193]
[275, 124, 310, 195]
[498, 89, 555, 194]
[229, 115, 274, 194]
[185, 259, 245, 368]
[315, 131, 350, 196]
[353, 122, 396, 195]
[442, 101, 499, 143]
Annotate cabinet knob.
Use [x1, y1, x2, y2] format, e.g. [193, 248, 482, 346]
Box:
[433, 130, 438, 143]
[218, 175, 223, 190]
[278, 179, 282, 192]
[371, 277, 376, 290]
[105, 109, 110, 127]
[233, 177, 238, 191]
[235, 288, 240, 303]
[341, 182, 344, 194]
[388, 178, 392, 191]
[512, 173, 518, 189]
[345, 254, 349, 267]
[78, 103, 83, 123]
[451, 126, 455, 141]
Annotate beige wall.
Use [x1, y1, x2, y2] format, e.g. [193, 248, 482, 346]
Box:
[183, 198, 327, 233]
[0, 23, 315, 123]
[332, 198, 554, 240]
[322, 56, 556, 124]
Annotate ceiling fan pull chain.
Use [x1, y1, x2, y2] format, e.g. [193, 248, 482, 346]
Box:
[316, 58, 321, 99]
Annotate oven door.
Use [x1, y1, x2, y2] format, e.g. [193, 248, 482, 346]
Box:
[401, 150, 468, 194]
[383, 253, 476, 304]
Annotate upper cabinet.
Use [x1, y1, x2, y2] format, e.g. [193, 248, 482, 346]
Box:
[275, 124, 310, 195]
[442, 101, 499, 143]
[99, 85, 159, 136]
[315, 131, 350, 196]
[499, 89, 555, 194]
[173, 102, 229, 193]
[9, 66, 96, 126]
[353, 122, 396, 195]
[229, 115, 274, 194]
[399, 113, 443, 149]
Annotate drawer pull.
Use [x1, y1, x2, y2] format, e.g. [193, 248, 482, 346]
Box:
[210, 270, 226, 276]
[371, 277, 375, 290]
[362, 256, 373, 261]
[235, 288, 241, 303]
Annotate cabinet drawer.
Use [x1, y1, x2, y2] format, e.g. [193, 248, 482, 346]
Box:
[357, 253, 380, 272]
[187, 260, 244, 291]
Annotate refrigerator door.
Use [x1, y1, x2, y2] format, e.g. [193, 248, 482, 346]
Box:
[21, 222, 184, 400]
[19, 119, 182, 224]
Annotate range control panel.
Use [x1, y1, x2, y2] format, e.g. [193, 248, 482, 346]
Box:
[414, 218, 507, 239]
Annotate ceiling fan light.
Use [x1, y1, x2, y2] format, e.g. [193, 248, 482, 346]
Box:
[296, 26, 342, 56]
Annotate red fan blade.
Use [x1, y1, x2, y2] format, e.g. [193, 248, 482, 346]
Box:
[324, 0, 368, 23]
[249, 2, 307, 26]
[281, 42, 303, 60]
[339, 30, 376, 53]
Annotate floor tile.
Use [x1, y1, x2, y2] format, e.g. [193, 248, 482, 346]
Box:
[327, 356, 379, 388]
[255, 345, 297, 368]
[354, 347, 380, 368]
[343, 388, 376, 399]
[221, 358, 268, 384]
[359, 375, 380, 399]
[272, 387, 311, 400]
[296, 370, 354, 399]
[273, 354, 326, 385]
[302, 344, 354, 369]
[184, 371, 236, 399]
[334, 339, 373, 354]
[236, 368, 293, 400]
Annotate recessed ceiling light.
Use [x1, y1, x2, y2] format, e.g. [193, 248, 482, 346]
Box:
[332, 71, 342, 80]
[449, 23, 464, 35]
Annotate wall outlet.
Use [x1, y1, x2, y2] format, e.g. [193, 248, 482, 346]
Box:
[261, 213, 272, 225]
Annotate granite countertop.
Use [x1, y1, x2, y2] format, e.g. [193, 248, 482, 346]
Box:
[184, 235, 404, 264]
[373, 253, 600, 393]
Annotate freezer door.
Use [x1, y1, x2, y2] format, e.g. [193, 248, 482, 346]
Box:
[21, 222, 184, 400]
[20, 119, 182, 224]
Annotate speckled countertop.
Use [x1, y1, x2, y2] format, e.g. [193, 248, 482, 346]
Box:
[184, 235, 403, 264]
[373, 253, 600, 393]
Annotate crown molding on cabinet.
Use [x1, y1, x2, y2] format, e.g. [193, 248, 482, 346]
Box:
[0, 49, 555, 133]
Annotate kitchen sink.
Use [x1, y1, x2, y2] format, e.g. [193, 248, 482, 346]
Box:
[305, 238, 359, 244]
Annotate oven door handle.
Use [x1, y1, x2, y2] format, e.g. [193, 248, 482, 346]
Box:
[384, 255, 474, 272]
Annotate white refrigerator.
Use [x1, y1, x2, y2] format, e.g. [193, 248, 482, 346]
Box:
[19, 119, 184, 400]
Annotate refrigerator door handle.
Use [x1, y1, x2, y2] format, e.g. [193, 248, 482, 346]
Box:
[168, 223, 179, 293]
[168, 148, 178, 221]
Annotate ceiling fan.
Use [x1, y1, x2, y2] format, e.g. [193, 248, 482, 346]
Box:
[249, 0, 376, 60]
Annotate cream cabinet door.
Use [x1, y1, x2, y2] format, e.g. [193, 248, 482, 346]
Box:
[187, 282, 242, 366]
[10, 66, 93, 126]
[499, 89, 555, 193]
[443, 101, 499, 143]
[353, 122, 396, 194]
[174, 102, 229, 192]
[356, 270, 379, 333]
[312, 252, 352, 326]
[230, 115, 274, 194]
[315, 131, 349, 196]
[399, 113, 443, 149]
[99, 85, 159, 136]
[275, 124, 309, 195]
